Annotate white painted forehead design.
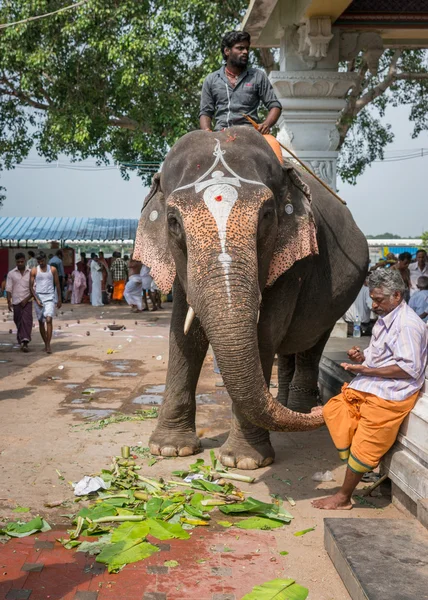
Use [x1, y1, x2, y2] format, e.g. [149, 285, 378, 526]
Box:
[173, 139, 267, 304]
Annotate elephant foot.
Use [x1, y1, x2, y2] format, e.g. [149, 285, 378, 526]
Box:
[219, 438, 275, 470]
[149, 427, 201, 457]
[287, 384, 320, 413]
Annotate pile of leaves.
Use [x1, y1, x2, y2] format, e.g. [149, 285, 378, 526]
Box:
[57, 450, 294, 573]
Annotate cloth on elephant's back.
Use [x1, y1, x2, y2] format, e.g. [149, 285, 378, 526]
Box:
[266, 161, 319, 288]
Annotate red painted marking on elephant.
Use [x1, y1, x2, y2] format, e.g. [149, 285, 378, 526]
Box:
[215, 195, 223, 202]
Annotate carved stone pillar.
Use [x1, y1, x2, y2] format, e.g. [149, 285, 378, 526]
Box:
[269, 18, 364, 190]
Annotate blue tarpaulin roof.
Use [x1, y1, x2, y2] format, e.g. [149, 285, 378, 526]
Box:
[0, 217, 139, 242]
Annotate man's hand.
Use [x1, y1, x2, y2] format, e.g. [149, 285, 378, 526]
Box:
[7, 302, 12, 312]
[341, 363, 367, 374]
[57, 301, 62, 309]
[36, 298, 43, 308]
[20, 299, 28, 308]
[257, 121, 271, 135]
[347, 346, 365, 364]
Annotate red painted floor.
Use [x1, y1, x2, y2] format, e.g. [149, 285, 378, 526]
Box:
[0, 528, 284, 600]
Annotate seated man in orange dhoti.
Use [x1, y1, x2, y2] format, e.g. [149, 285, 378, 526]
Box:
[199, 30, 283, 162]
[313, 269, 428, 510]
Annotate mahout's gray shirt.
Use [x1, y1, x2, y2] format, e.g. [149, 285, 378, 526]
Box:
[199, 66, 281, 131]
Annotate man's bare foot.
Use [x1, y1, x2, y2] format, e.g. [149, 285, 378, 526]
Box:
[311, 493, 353, 510]
[45, 346, 52, 354]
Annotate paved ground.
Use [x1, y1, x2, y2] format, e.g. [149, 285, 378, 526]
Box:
[0, 300, 411, 600]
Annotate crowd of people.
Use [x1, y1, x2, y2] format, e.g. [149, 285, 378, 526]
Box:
[344, 248, 428, 335]
[4, 249, 165, 354]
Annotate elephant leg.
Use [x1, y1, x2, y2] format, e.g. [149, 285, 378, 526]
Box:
[286, 329, 332, 413]
[277, 353, 295, 406]
[219, 348, 275, 470]
[149, 280, 209, 457]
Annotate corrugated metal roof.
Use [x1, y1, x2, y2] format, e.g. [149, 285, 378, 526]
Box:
[0, 217, 139, 242]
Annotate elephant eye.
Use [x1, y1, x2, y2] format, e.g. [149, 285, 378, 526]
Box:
[262, 207, 274, 220]
[168, 214, 181, 234]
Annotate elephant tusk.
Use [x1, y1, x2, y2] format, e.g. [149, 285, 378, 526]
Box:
[184, 306, 195, 335]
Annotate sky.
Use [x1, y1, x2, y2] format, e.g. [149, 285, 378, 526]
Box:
[1, 104, 427, 237]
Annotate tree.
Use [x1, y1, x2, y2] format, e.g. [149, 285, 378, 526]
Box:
[0, 0, 245, 202]
[337, 49, 428, 184]
[421, 231, 428, 250]
[2, 1, 428, 202]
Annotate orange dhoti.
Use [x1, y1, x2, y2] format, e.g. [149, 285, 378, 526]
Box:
[112, 279, 126, 301]
[323, 383, 419, 474]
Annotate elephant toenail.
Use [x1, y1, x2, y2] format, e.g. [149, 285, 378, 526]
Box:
[161, 446, 179, 457]
[178, 447, 195, 457]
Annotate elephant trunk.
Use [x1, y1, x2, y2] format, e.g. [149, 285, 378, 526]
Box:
[194, 269, 324, 433]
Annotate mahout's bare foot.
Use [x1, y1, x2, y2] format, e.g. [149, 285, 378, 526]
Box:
[311, 493, 353, 510]
[149, 428, 201, 457]
[219, 437, 275, 470]
[46, 345, 52, 354]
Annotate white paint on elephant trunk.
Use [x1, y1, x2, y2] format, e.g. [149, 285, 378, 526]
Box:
[173, 139, 268, 306]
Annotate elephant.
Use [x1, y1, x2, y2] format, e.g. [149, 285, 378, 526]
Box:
[134, 126, 369, 470]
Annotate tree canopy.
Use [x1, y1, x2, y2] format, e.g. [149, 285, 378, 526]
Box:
[1, 1, 428, 204]
[0, 0, 245, 202]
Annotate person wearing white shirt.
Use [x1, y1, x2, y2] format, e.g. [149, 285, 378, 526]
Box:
[409, 249, 427, 295]
[344, 278, 373, 335]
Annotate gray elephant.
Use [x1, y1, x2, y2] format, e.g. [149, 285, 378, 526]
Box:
[134, 127, 368, 470]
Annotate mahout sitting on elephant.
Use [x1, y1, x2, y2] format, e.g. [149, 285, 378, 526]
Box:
[134, 127, 368, 470]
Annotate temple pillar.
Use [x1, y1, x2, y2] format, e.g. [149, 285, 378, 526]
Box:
[269, 18, 382, 190]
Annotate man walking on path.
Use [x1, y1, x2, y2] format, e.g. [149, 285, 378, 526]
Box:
[49, 250, 65, 299]
[110, 251, 128, 304]
[313, 269, 428, 510]
[6, 252, 33, 352]
[30, 252, 62, 354]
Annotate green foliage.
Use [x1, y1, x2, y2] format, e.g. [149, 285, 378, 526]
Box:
[0, 0, 247, 199]
[366, 232, 403, 239]
[96, 538, 159, 572]
[338, 49, 428, 184]
[219, 497, 293, 523]
[241, 578, 308, 600]
[234, 516, 284, 530]
[421, 231, 428, 250]
[0, 516, 51, 538]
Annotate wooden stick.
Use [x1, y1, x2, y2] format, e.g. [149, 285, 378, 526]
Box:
[361, 473, 388, 497]
[243, 114, 347, 206]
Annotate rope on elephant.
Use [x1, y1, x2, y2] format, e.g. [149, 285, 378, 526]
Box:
[243, 114, 347, 206]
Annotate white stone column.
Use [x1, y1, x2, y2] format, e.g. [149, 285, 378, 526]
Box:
[269, 19, 359, 190]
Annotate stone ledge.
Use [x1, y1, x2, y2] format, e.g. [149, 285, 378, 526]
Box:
[324, 518, 428, 600]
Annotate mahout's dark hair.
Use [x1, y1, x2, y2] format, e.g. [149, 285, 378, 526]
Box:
[221, 30, 251, 60]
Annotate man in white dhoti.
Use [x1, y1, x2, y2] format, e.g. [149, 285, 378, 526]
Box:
[141, 264, 156, 311]
[124, 256, 144, 312]
[90, 256, 103, 307]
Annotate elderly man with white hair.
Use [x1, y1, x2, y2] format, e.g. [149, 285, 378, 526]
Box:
[313, 269, 428, 510]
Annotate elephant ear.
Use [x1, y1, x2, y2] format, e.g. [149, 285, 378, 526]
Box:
[133, 173, 176, 293]
[267, 161, 319, 287]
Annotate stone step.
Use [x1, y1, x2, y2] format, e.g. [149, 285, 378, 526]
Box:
[324, 518, 428, 600]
